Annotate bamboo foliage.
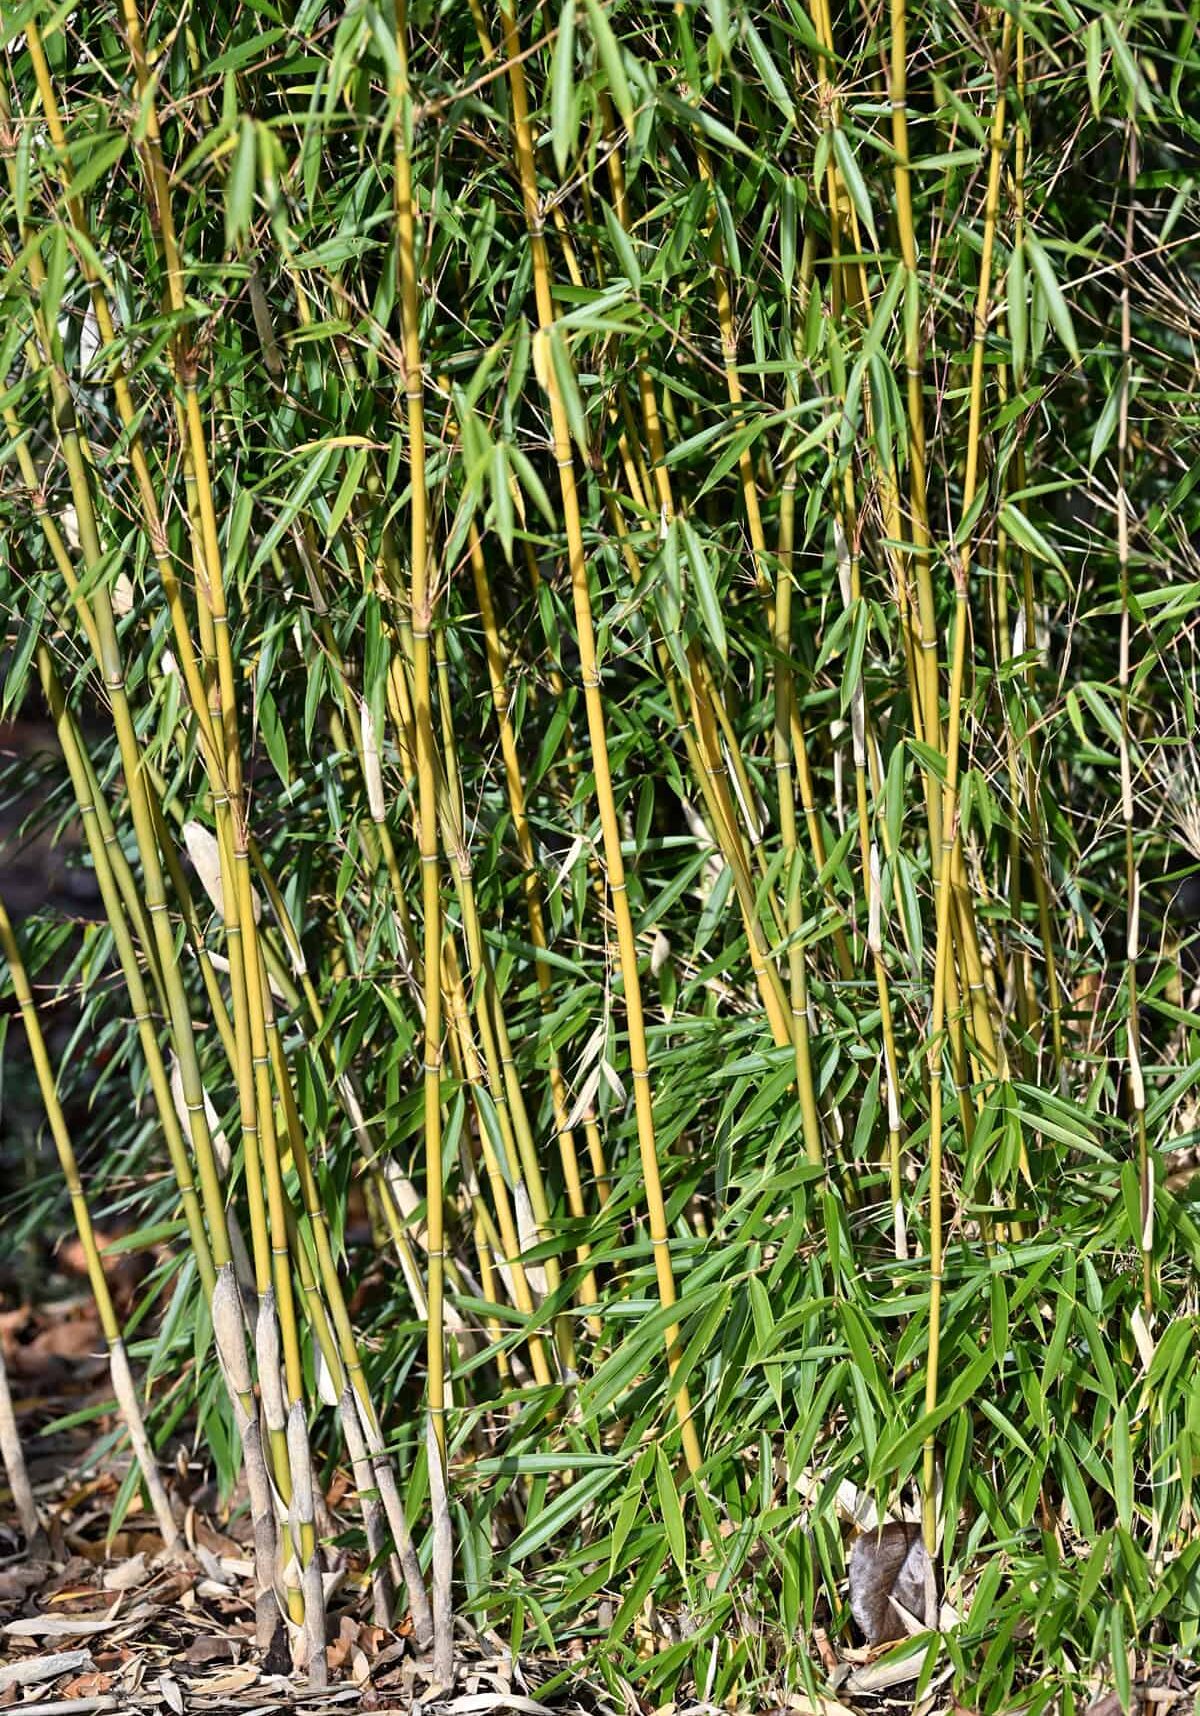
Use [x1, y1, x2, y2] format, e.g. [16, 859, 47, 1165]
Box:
[1, 0, 1198, 1702]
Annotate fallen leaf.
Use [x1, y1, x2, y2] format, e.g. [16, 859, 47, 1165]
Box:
[158, 1671, 184, 1714]
[5, 1616, 117, 1640]
[60, 1672, 114, 1698]
[0, 1565, 53, 1602]
[0, 1651, 94, 1692]
[185, 1636, 235, 1667]
[189, 1665, 260, 1695]
[5, 1603, 153, 1641]
[102, 1556, 148, 1592]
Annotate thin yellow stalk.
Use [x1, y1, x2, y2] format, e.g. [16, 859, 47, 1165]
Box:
[922, 11, 1014, 1554]
[36, 649, 216, 1297]
[1007, 23, 1065, 1079]
[106, 19, 313, 1606]
[432, 619, 575, 1365]
[0, 892, 180, 1549]
[391, 0, 453, 1674]
[500, 0, 702, 1473]
[382, 625, 557, 1386]
[590, 99, 807, 1001]
[775, 480, 826, 1168]
[597, 436, 794, 1046]
[251, 589, 538, 1397]
[1116, 122, 1153, 1315]
[469, 527, 603, 1326]
[993, 500, 1038, 1064]
[391, 0, 446, 1438]
[6, 258, 232, 1282]
[21, 24, 223, 776]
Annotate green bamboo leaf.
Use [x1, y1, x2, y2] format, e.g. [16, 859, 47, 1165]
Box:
[324, 445, 369, 546]
[2, 585, 47, 717]
[258, 689, 291, 786]
[998, 502, 1065, 572]
[705, 0, 732, 57]
[1007, 242, 1027, 377]
[680, 518, 726, 662]
[491, 442, 515, 563]
[507, 444, 557, 528]
[601, 200, 641, 292]
[779, 176, 798, 294]
[742, 18, 794, 121]
[582, 0, 633, 124]
[1085, 17, 1104, 118]
[41, 225, 68, 338]
[505, 1467, 614, 1563]
[1112, 1401, 1133, 1531]
[831, 129, 877, 246]
[654, 1445, 687, 1576]
[551, 0, 578, 175]
[225, 116, 257, 249]
[547, 327, 590, 457]
[1023, 234, 1079, 364]
[63, 134, 127, 205]
[1088, 379, 1122, 471]
[1102, 15, 1155, 116]
[608, 1487, 641, 1577]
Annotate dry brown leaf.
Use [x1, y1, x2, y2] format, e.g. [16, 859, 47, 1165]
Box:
[59, 1672, 114, 1699]
[187, 1664, 260, 1695]
[326, 1617, 359, 1674]
[158, 1671, 184, 1714]
[5, 1615, 118, 1641]
[185, 1636, 235, 1667]
[101, 1557, 147, 1593]
[0, 1564, 53, 1602]
[0, 1651, 94, 1692]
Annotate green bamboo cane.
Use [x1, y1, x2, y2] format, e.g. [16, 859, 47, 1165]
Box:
[499, 0, 703, 1475]
[114, 5, 327, 1649]
[391, 0, 453, 1678]
[1116, 120, 1153, 1315]
[0, 892, 180, 1549]
[922, 10, 1014, 1555]
[468, 525, 604, 1328]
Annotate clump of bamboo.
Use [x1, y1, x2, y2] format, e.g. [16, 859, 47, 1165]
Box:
[0, 894, 180, 1552]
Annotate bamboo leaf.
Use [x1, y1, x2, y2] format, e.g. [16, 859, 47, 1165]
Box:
[582, 0, 634, 124]
[999, 502, 1065, 572]
[742, 18, 794, 121]
[832, 129, 878, 246]
[654, 1444, 686, 1575]
[225, 117, 257, 249]
[551, 0, 579, 175]
[1024, 234, 1080, 364]
[680, 518, 726, 663]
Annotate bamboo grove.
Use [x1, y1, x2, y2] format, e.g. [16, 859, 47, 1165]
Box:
[1, 0, 1199, 1704]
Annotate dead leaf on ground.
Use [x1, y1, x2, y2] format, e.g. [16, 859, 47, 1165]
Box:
[185, 1635, 235, 1667]
[0, 1564, 54, 1603]
[326, 1615, 360, 1667]
[158, 1671, 184, 1714]
[60, 1671, 115, 1698]
[0, 1651, 94, 1692]
[101, 1556, 148, 1592]
[5, 1601, 154, 1641]
[186, 1664, 260, 1695]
